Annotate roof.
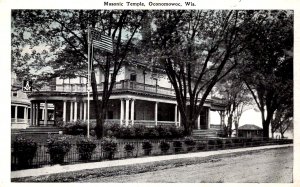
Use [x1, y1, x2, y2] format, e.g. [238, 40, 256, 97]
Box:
[239, 124, 263, 130]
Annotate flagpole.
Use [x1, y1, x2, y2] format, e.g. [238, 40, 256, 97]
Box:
[87, 27, 90, 138]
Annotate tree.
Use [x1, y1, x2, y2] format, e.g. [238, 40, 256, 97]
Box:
[241, 10, 293, 138]
[151, 10, 247, 135]
[11, 10, 146, 138]
[216, 69, 253, 137]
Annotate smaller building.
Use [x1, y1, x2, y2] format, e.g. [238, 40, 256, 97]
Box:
[238, 124, 263, 138]
[11, 73, 31, 129]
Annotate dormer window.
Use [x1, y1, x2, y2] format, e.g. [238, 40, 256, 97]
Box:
[130, 73, 137, 82]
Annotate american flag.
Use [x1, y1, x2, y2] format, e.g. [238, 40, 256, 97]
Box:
[90, 28, 113, 53]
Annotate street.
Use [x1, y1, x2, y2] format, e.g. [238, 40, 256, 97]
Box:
[83, 147, 293, 183]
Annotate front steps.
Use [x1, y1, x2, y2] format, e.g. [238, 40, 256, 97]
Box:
[192, 129, 222, 139]
[20, 126, 63, 134]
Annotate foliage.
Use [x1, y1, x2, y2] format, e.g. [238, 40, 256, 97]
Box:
[207, 139, 216, 149]
[151, 10, 250, 135]
[124, 144, 135, 152]
[76, 137, 97, 161]
[119, 126, 135, 139]
[196, 141, 206, 150]
[133, 125, 146, 139]
[215, 70, 253, 137]
[101, 137, 118, 160]
[184, 137, 196, 151]
[240, 10, 293, 138]
[47, 135, 71, 164]
[13, 136, 38, 168]
[224, 139, 233, 148]
[142, 140, 153, 155]
[144, 128, 159, 139]
[216, 139, 224, 148]
[64, 121, 88, 135]
[173, 140, 183, 153]
[11, 10, 147, 139]
[156, 125, 172, 138]
[159, 141, 170, 154]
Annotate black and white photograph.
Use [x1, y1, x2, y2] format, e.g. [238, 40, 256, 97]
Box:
[0, 0, 298, 185]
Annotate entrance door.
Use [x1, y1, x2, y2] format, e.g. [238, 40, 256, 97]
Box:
[200, 108, 208, 129]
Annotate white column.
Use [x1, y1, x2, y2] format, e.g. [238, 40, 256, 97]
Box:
[197, 114, 201, 130]
[62, 101, 66, 122]
[74, 101, 78, 121]
[120, 99, 124, 125]
[42, 108, 45, 120]
[36, 103, 39, 126]
[178, 111, 181, 127]
[14, 105, 18, 123]
[79, 102, 83, 120]
[24, 107, 27, 123]
[125, 99, 129, 126]
[155, 102, 158, 126]
[44, 101, 48, 126]
[174, 104, 178, 126]
[30, 103, 33, 126]
[83, 101, 87, 121]
[70, 101, 73, 122]
[32, 103, 35, 126]
[130, 99, 135, 125]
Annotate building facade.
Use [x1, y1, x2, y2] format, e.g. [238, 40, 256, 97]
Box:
[27, 62, 226, 130]
[11, 73, 31, 129]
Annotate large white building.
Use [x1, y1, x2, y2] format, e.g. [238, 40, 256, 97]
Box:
[27, 61, 226, 131]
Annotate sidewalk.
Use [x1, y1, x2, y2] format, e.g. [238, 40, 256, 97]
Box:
[11, 144, 292, 179]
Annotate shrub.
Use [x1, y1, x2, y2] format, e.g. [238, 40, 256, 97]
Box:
[105, 124, 121, 137]
[120, 126, 135, 139]
[159, 141, 170, 154]
[47, 136, 71, 164]
[169, 126, 184, 138]
[156, 125, 172, 138]
[184, 137, 196, 152]
[124, 144, 135, 157]
[76, 137, 96, 161]
[216, 139, 223, 148]
[231, 138, 240, 146]
[144, 128, 159, 139]
[64, 121, 88, 135]
[173, 140, 183, 153]
[142, 140, 153, 155]
[101, 137, 118, 160]
[133, 125, 146, 139]
[13, 137, 38, 168]
[207, 139, 216, 149]
[196, 141, 206, 150]
[224, 139, 232, 148]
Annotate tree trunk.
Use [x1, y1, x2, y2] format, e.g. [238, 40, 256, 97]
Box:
[262, 120, 270, 139]
[90, 69, 104, 139]
[227, 114, 233, 137]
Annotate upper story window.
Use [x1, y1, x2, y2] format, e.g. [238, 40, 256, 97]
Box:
[130, 73, 137, 82]
[12, 92, 17, 97]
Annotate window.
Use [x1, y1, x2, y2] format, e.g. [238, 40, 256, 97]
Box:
[11, 106, 15, 118]
[12, 92, 17, 97]
[130, 74, 137, 82]
[107, 111, 113, 119]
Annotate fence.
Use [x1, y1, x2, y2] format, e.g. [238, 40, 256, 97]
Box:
[11, 138, 292, 171]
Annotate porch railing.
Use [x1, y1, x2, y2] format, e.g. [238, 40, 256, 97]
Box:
[46, 80, 177, 96]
